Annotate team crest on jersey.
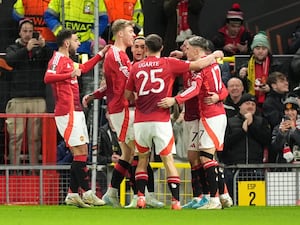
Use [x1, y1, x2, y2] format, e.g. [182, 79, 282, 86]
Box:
[50, 64, 57, 71]
[80, 136, 85, 142]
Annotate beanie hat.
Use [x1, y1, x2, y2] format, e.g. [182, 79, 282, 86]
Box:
[18, 18, 34, 31]
[238, 93, 256, 106]
[284, 97, 299, 110]
[226, 3, 244, 23]
[251, 31, 271, 50]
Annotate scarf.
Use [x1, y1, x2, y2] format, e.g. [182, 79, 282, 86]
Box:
[247, 55, 270, 98]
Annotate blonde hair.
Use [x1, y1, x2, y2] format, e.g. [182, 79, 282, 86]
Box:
[111, 19, 134, 36]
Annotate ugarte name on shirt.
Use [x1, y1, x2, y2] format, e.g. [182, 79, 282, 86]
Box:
[138, 61, 160, 68]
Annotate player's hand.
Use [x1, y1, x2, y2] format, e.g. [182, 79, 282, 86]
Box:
[212, 50, 224, 60]
[169, 50, 184, 59]
[204, 92, 219, 105]
[71, 68, 81, 78]
[157, 97, 176, 108]
[82, 94, 94, 108]
[98, 44, 111, 57]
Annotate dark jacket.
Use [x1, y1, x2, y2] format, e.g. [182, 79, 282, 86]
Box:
[223, 113, 271, 165]
[97, 123, 121, 165]
[271, 123, 300, 163]
[262, 89, 287, 130]
[5, 39, 53, 98]
[224, 96, 241, 118]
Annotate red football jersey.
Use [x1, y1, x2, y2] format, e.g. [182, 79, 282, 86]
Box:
[126, 56, 190, 122]
[44, 51, 102, 116]
[103, 46, 132, 114]
[44, 52, 81, 116]
[182, 71, 200, 121]
[176, 63, 228, 118]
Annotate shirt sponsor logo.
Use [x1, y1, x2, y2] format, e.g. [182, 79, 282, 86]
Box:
[71, 79, 78, 84]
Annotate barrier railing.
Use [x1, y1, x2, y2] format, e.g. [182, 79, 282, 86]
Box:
[0, 113, 57, 165]
[0, 163, 300, 206]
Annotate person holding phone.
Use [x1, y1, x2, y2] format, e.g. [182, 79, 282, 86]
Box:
[5, 18, 53, 169]
[271, 97, 300, 163]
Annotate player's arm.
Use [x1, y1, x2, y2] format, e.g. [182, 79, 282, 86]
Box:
[218, 82, 228, 100]
[124, 89, 135, 102]
[82, 84, 107, 108]
[79, 45, 110, 73]
[189, 50, 223, 71]
[169, 50, 184, 59]
[204, 82, 228, 105]
[158, 78, 201, 108]
[44, 69, 79, 83]
[125, 72, 136, 102]
[44, 58, 81, 83]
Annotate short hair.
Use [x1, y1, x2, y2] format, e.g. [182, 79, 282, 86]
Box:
[267, 71, 288, 86]
[111, 19, 134, 36]
[56, 29, 77, 47]
[145, 34, 163, 53]
[134, 36, 145, 41]
[187, 36, 210, 52]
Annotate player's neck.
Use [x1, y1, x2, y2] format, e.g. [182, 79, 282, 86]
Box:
[147, 52, 160, 58]
[58, 47, 69, 57]
[114, 39, 127, 52]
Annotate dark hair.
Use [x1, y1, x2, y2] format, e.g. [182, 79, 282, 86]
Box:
[56, 29, 77, 47]
[145, 34, 163, 53]
[134, 36, 145, 41]
[267, 71, 288, 86]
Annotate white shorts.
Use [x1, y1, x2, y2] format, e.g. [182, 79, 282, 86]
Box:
[134, 121, 175, 156]
[109, 107, 134, 144]
[183, 119, 200, 152]
[55, 111, 89, 147]
[199, 114, 227, 151]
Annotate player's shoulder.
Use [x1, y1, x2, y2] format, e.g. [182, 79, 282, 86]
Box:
[50, 51, 66, 64]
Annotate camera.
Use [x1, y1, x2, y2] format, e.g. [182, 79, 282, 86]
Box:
[32, 31, 39, 40]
